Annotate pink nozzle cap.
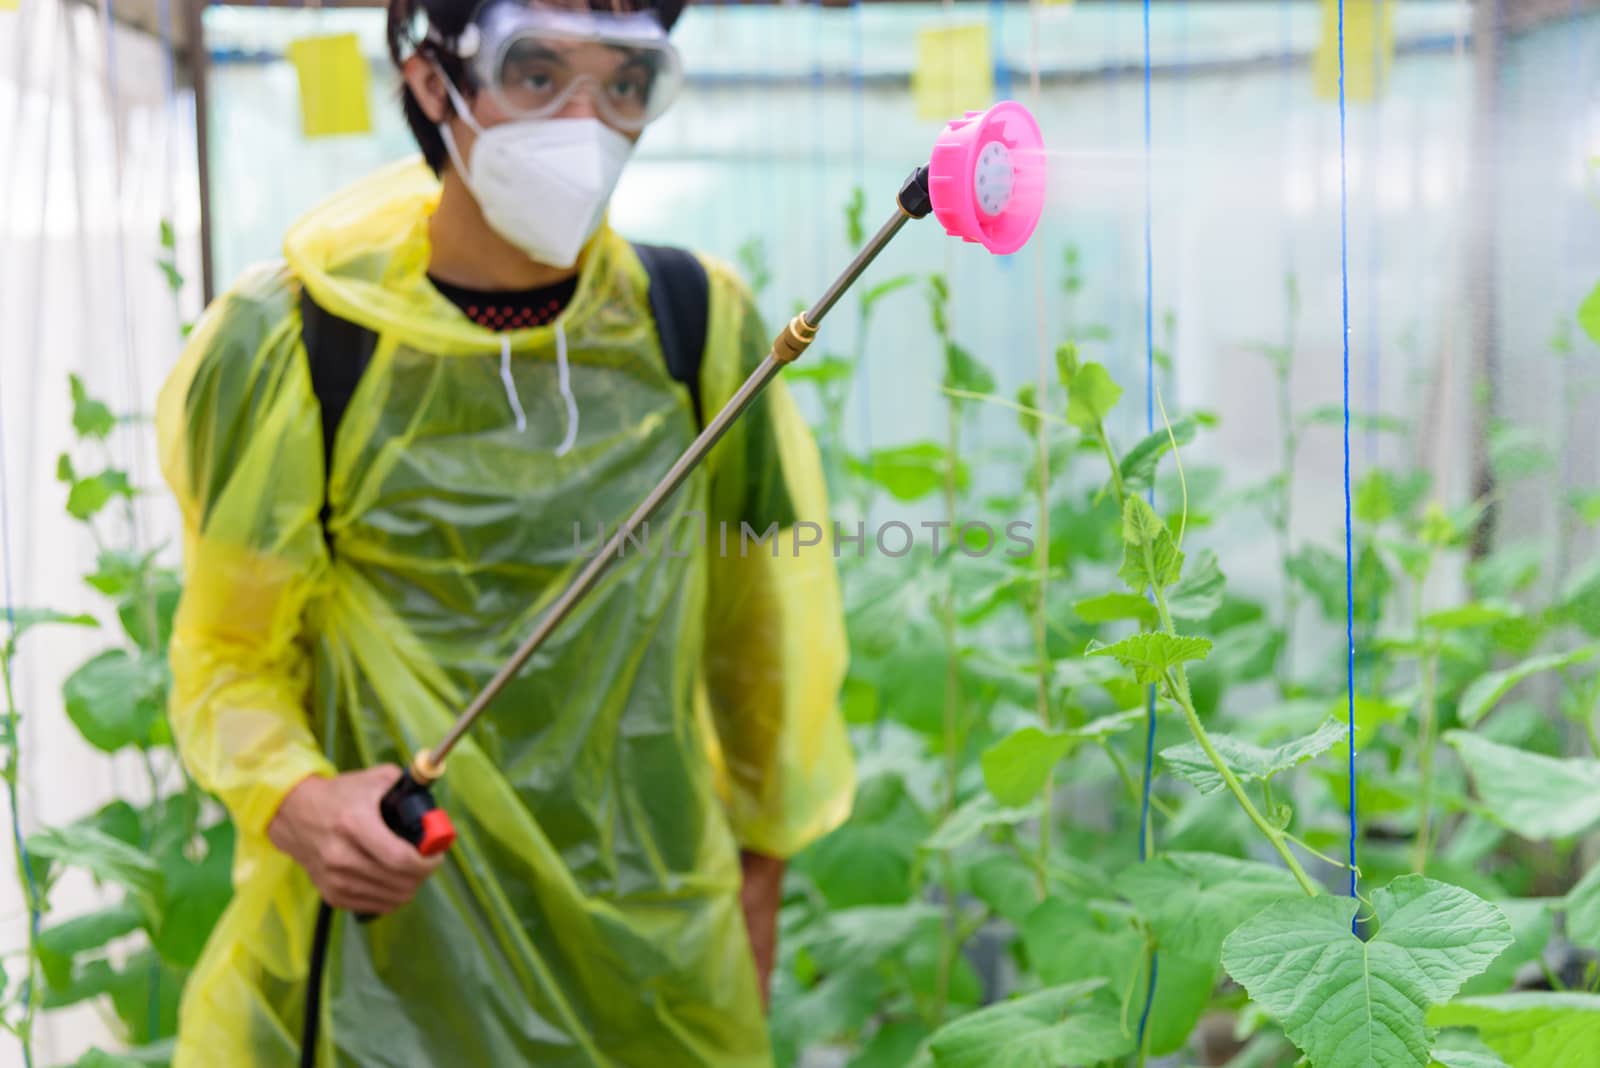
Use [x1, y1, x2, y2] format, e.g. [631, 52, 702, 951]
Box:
[927, 101, 1046, 256]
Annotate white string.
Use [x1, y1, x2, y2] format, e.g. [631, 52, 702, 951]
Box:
[553, 319, 579, 457]
[499, 334, 528, 433]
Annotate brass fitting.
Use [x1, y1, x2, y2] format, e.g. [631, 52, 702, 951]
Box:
[410, 748, 446, 786]
[772, 314, 818, 365]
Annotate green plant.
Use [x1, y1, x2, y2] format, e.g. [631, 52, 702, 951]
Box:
[771, 242, 1600, 1068]
[1, 231, 234, 1068]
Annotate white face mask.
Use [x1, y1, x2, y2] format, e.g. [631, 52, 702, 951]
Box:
[438, 77, 633, 269]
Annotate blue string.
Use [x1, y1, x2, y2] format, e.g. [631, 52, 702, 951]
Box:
[1337, 0, 1359, 912]
[1135, 0, 1159, 1049]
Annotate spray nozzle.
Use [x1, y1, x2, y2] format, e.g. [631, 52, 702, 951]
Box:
[925, 101, 1046, 255]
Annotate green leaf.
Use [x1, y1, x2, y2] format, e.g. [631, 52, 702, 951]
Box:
[943, 342, 996, 397]
[1167, 549, 1225, 620]
[850, 1020, 929, 1068]
[862, 272, 918, 316]
[981, 727, 1078, 807]
[1115, 852, 1300, 964]
[1161, 718, 1346, 796]
[1461, 899, 1554, 998]
[1557, 558, 1600, 636]
[1065, 362, 1121, 431]
[1457, 646, 1600, 726]
[1430, 1049, 1512, 1068]
[1445, 731, 1600, 839]
[76, 1050, 147, 1068]
[846, 443, 968, 503]
[965, 853, 1039, 925]
[62, 648, 167, 752]
[800, 903, 941, 974]
[1117, 498, 1184, 596]
[1015, 383, 1041, 437]
[1286, 545, 1346, 618]
[1221, 875, 1512, 1068]
[153, 821, 235, 968]
[1430, 993, 1600, 1068]
[1088, 632, 1211, 685]
[1580, 281, 1600, 346]
[1021, 899, 1142, 1012]
[37, 900, 145, 988]
[1119, 416, 1199, 493]
[1468, 541, 1545, 598]
[1301, 404, 1408, 434]
[924, 794, 1036, 852]
[4, 607, 98, 649]
[786, 354, 854, 386]
[844, 186, 866, 248]
[925, 982, 1133, 1068]
[1489, 425, 1553, 481]
[1422, 602, 1523, 630]
[69, 374, 117, 440]
[27, 825, 164, 925]
[1563, 857, 1600, 950]
[1071, 592, 1157, 626]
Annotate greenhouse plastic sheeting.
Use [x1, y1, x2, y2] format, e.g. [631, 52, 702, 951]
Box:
[154, 158, 854, 1067]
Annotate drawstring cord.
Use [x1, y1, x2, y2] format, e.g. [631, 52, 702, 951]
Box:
[553, 320, 578, 456]
[499, 334, 528, 433]
[497, 323, 579, 455]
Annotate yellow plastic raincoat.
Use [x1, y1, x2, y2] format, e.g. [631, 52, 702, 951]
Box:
[156, 157, 854, 1067]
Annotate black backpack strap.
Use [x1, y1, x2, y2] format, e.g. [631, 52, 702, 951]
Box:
[299, 287, 379, 531]
[631, 241, 709, 425]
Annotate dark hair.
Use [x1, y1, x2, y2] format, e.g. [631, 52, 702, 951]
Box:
[386, 0, 688, 173]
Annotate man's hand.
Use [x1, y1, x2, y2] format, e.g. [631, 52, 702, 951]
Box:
[739, 850, 785, 1007]
[268, 766, 445, 914]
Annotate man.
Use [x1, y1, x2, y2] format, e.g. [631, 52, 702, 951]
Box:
[155, 0, 854, 1063]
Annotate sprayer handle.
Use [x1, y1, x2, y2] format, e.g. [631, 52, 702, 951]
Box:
[355, 768, 455, 923]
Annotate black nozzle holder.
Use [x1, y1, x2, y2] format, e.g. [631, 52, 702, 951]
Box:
[356, 767, 456, 923]
[897, 165, 934, 219]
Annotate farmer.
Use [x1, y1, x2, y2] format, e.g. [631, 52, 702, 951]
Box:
[154, 0, 854, 1063]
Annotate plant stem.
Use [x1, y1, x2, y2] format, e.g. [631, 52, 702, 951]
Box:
[1413, 643, 1439, 875]
[1033, 394, 1053, 899]
[1095, 428, 1127, 508]
[0, 648, 39, 1068]
[1148, 581, 1319, 897]
[933, 380, 964, 1027]
[1103, 741, 1174, 819]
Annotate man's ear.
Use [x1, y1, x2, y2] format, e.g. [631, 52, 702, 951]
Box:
[401, 56, 451, 124]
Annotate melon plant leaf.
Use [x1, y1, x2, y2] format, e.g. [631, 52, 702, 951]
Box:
[1072, 592, 1158, 626]
[981, 727, 1079, 807]
[1460, 899, 1553, 997]
[1161, 718, 1345, 796]
[1430, 1051, 1512, 1068]
[1563, 858, 1600, 950]
[924, 794, 1037, 852]
[1428, 993, 1600, 1068]
[846, 443, 969, 503]
[1580, 280, 1600, 345]
[1117, 498, 1184, 595]
[1220, 875, 1512, 1068]
[27, 825, 165, 927]
[1064, 361, 1122, 432]
[1445, 731, 1600, 839]
[1115, 852, 1302, 964]
[1421, 601, 1523, 630]
[1456, 645, 1600, 726]
[1286, 545, 1346, 618]
[1167, 548, 1225, 620]
[1088, 633, 1211, 685]
[924, 981, 1134, 1068]
[1119, 415, 1200, 493]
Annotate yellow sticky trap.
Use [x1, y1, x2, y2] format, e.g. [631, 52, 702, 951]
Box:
[1314, 0, 1394, 102]
[287, 33, 373, 138]
[0, 0, 19, 12]
[912, 24, 995, 122]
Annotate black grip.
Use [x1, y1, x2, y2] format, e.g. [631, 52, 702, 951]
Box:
[356, 768, 453, 923]
[379, 767, 436, 847]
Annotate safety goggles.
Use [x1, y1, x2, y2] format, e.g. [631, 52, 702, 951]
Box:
[432, 1, 684, 132]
